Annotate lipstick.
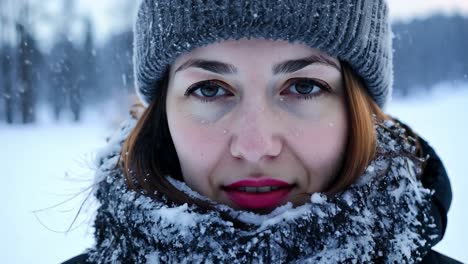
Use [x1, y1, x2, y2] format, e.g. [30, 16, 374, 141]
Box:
[223, 178, 294, 210]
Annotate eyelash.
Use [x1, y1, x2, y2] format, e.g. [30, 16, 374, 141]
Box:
[184, 78, 332, 103]
[184, 80, 234, 103]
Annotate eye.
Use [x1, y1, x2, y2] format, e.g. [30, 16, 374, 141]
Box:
[281, 78, 331, 100]
[185, 80, 233, 102]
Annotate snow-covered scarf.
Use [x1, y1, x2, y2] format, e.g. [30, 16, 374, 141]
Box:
[86, 118, 438, 263]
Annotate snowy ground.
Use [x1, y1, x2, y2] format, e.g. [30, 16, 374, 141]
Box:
[1, 84, 467, 263]
[387, 83, 468, 262]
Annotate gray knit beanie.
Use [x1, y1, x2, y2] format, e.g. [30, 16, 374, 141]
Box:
[134, 0, 393, 108]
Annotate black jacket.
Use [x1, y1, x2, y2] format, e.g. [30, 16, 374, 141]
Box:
[63, 136, 461, 264]
[63, 250, 462, 264]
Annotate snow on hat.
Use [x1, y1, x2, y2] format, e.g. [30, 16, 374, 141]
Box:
[133, 0, 393, 108]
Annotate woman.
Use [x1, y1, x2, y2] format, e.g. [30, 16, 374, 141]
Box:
[65, 0, 459, 263]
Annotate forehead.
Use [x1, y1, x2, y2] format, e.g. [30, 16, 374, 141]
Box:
[172, 38, 339, 70]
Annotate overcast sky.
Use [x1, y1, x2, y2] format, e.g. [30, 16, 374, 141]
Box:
[77, 0, 468, 43]
[388, 0, 468, 21]
[29, 0, 468, 50]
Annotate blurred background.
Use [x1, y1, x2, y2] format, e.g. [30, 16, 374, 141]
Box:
[1, 0, 467, 263]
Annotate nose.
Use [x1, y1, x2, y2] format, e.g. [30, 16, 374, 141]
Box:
[229, 103, 283, 163]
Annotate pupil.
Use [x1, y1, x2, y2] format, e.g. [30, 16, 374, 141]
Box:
[201, 85, 218, 97]
[295, 82, 314, 94]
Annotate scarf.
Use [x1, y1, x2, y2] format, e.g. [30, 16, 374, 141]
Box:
[86, 118, 438, 263]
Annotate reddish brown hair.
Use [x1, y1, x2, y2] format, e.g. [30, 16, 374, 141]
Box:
[325, 62, 388, 193]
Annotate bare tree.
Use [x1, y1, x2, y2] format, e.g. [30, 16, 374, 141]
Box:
[17, 22, 39, 123]
[1, 47, 14, 124]
[16, 1, 40, 124]
[1, 0, 14, 123]
[48, 0, 83, 122]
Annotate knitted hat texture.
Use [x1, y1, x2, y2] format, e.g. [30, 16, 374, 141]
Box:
[134, 0, 393, 107]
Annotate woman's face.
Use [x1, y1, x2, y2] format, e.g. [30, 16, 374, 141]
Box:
[166, 39, 348, 213]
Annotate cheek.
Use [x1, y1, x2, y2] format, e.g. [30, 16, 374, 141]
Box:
[289, 106, 348, 191]
[301, 124, 347, 166]
[167, 116, 226, 195]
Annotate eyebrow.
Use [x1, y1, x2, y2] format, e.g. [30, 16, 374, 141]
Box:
[174, 54, 340, 75]
[175, 59, 238, 74]
[272, 54, 341, 74]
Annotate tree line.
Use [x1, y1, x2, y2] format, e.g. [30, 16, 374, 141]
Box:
[0, 0, 134, 124]
[1, 9, 467, 124]
[392, 14, 468, 96]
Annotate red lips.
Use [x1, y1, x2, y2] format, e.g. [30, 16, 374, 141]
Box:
[223, 178, 295, 210]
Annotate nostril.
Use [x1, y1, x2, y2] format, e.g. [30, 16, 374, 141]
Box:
[230, 140, 243, 159]
[232, 152, 244, 160]
[230, 140, 282, 162]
